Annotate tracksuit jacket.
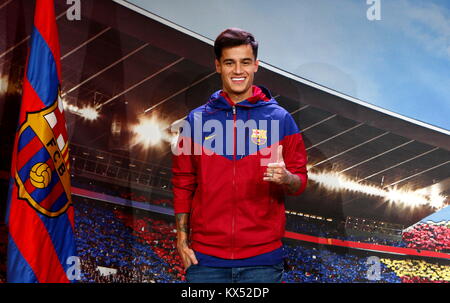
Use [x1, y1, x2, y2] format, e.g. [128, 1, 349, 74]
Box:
[172, 85, 308, 259]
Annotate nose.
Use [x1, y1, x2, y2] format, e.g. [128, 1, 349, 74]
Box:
[233, 63, 243, 74]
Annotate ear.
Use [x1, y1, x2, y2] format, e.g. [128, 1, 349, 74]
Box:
[254, 59, 260, 73]
[215, 59, 221, 74]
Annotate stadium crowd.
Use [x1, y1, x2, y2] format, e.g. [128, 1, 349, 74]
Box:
[381, 258, 450, 283]
[113, 210, 185, 280]
[72, 197, 450, 283]
[283, 244, 402, 283]
[0, 173, 447, 283]
[402, 223, 450, 252]
[0, 197, 448, 283]
[285, 214, 407, 248]
[73, 174, 415, 250]
[74, 198, 181, 283]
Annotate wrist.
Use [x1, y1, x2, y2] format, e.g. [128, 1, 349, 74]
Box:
[284, 170, 294, 186]
[177, 237, 189, 248]
[283, 172, 300, 194]
[177, 231, 188, 238]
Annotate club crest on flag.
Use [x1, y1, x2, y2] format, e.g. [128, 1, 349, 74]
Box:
[251, 128, 267, 145]
[14, 92, 71, 217]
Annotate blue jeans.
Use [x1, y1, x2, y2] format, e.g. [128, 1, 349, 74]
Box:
[185, 262, 284, 283]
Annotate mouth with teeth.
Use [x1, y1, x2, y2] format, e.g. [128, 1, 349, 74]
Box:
[231, 77, 246, 84]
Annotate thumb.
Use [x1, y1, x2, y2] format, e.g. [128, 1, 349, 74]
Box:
[277, 145, 284, 163]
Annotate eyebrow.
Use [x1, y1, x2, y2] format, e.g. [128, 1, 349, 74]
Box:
[222, 58, 254, 63]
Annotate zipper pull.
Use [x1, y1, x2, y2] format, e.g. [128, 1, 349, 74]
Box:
[232, 106, 236, 115]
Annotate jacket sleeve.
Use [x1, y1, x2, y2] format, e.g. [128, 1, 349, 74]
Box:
[171, 119, 197, 214]
[282, 113, 308, 196]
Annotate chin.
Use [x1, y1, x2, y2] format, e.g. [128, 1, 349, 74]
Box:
[229, 86, 250, 95]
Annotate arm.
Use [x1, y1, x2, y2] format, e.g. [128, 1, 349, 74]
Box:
[175, 213, 198, 270]
[282, 169, 302, 194]
[172, 121, 199, 269]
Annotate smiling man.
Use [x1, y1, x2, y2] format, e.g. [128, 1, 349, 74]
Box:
[172, 28, 308, 283]
[215, 40, 258, 103]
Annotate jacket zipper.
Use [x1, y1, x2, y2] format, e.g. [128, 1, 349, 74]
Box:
[231, 105, 236, 259]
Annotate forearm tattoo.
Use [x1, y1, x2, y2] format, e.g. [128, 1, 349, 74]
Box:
[286, 173, 301, 194]
[176, 213, 190, 233]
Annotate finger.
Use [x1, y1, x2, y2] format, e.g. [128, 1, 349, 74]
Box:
[187, 248, 198, 265]
[265, 168, 281, 176]
[183, 258, 191, 270]
[179, 252, 190, 269]
[264, 172, 274, 178]
[266, 167, 276, 175]
[267, 162, 283, 168]
[263, 175, 281, 183]
[274, 167, 284, 174]
[267, 167, 284, 175]
[277, 145, 284, 163]
[263, 170, 273, 181]
[264, 170, 280, 179]
[266, 168, 284, 177]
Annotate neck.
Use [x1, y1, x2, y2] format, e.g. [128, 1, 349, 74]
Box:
[223, 88, 253, 104]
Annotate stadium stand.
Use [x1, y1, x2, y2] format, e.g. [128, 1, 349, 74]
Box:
[74, 198, 181, 283]
[381, 258, 450, 283]
[0, 173, 446, 283]
[72, 197, 450, 283]
[70, 143, 172, 194]
[285, 214, 407, 248]
[71, 176, 173, 208]
[402, 223, 450, 252]
[283, 243, 402, 283]
[72, 173, 406, 248]
[114, 210, 185, 280]
[1, 195, 448, 283]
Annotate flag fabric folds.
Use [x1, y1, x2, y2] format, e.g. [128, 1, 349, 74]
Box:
[6, 0, 77, 283]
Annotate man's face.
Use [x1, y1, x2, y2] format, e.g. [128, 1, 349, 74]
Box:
[215, 44, 259, 102]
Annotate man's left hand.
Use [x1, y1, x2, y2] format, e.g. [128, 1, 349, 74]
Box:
[263, 145, 290, 184]
[263, 145, 300, 193]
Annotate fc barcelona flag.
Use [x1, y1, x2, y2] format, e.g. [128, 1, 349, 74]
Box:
[6, 0, 77, 282]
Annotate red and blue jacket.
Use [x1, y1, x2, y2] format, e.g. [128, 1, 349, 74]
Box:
[172, 85, 308, 259]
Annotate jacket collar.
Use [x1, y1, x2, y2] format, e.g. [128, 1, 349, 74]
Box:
[207, 85, 276, 111]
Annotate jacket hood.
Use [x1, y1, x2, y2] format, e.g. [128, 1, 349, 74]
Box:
[205, 85, 278, 112]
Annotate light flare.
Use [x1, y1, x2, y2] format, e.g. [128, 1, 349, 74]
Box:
[62, 99, 100, 121]
[309, 169, 447, 209]
[78, 106, 99, 121]
[131, 116, 171, 149]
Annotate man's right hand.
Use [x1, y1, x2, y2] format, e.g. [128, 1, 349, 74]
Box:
[177, 239, 198, 270]
[175, 213, 198, 271]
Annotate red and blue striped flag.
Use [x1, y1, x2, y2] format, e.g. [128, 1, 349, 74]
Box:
[6, 0, 77, 283]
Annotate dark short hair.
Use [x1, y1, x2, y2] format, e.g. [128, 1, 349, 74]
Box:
[214, 28, 258, 60]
